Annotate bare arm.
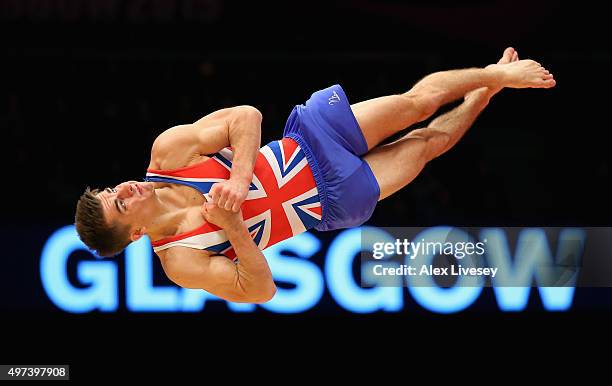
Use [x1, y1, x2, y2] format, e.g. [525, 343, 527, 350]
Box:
[206, 106, 262, 212]
[149, 105, 262, 212]
[161, 246, 276, 304]
[220, 107, 262, 189]
[160, 203, 276, 303]
[149, 105, 262, 173]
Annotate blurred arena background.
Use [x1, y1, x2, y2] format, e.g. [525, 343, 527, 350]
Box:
[1, 0, 610, 370]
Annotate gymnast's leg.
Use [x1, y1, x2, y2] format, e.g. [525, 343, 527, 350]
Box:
[362, 48, 540, 200]
[351, 47, 555, 151]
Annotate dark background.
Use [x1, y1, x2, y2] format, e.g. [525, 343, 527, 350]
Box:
[1, 0, 610, 375]
[3, 0, 611, 226]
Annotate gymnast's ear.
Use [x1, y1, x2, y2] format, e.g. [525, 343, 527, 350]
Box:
[130, 227, 147, 242]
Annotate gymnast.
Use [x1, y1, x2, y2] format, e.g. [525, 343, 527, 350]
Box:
[75, 47, 555, 303]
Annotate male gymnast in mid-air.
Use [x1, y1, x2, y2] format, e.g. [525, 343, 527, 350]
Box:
[76, 47, 555, 303]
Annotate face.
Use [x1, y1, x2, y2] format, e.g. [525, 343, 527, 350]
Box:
[97, 181, 156, 241]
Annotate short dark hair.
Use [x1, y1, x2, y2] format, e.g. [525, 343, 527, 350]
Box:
[75, 187, 131, 257]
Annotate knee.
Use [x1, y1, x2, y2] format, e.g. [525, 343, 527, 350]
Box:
[402, 87, 446, 122]
[426, 132, 451, 160]
[407, 128, 451, 162]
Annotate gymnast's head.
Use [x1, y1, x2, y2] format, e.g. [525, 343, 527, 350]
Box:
[75, 181, 156, 257]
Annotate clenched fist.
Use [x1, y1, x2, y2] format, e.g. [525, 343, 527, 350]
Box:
[208, 179, 249, 212]
[201, 202, 243, 229]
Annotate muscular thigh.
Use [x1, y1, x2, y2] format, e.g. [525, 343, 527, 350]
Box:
[363, 133, 429, 200]
[351, 94, 427, 151]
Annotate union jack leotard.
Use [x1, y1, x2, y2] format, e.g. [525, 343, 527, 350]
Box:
[145, 138, 322, 261]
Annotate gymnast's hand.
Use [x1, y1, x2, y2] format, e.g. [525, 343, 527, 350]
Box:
[201, 201, 244, 229]
[208, 179, 249, 213]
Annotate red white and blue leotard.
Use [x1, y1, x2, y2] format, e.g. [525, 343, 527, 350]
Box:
[145, 138, 322, 260]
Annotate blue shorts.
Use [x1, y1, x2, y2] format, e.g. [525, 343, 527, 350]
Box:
[283, 84, 381, 231]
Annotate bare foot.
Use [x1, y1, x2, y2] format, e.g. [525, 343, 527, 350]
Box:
[467, 47, 520, 100]
[490, 57, 556, 89]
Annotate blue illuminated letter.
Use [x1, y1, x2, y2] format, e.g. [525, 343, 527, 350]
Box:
[326, 227, 403, 313]
[260, 232, 324, 313]
[40, 225, 118, 313]
[125, 237, 181, 311]
[482, 228, 581, 311]
[407, 227, 483, 314]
